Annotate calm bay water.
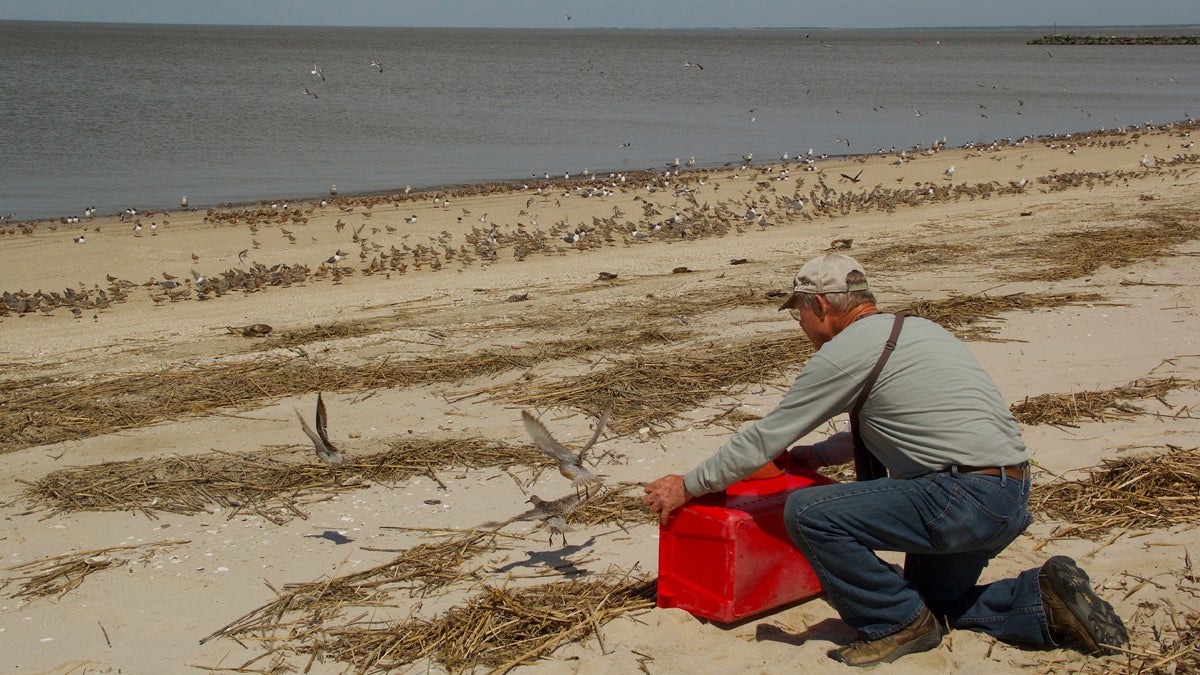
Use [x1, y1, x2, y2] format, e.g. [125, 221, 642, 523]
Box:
[1, 21, 1198, 219]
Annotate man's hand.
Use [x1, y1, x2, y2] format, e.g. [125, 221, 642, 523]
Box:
[643, 474, 691, 524]
[786, 445, 818, 470]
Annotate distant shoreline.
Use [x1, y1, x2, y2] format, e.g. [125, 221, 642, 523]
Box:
[8, 119, 1195, 227]
[2, 18, 1199, 31]
[1029, 34, 1200, 45]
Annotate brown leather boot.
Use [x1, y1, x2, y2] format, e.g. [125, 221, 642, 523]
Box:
[830, 607, 942, 667]
[1039, 556, 1129, 654]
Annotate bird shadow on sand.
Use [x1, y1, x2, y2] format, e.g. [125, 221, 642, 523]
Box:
[305, 529, 354, 545]
[754, 618, 856, 646]
[490, 536, 597, 578]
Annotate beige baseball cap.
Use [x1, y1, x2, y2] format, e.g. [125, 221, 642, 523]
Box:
[778, 253, 869, 310]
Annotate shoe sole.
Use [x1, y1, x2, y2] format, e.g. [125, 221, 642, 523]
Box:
[1043, 556, 1129, 653]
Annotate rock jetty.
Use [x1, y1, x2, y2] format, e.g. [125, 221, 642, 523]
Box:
[1030, 35, 1200, 46]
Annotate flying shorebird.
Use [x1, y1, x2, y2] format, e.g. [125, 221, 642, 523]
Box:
[295, 392, 347, 469]
[521, 409, 608, 491]
[832, 137, 850, 147]
[683, 61, 703, 70]
[840, 169, 863, 183]
[303, 87, 319, 99]
[370, 59, 383, 73]
[309, 62, 325, 81]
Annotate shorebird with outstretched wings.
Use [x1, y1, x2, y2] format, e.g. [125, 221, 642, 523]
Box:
[521, 408, 609, 491]
[295, 392, 347, 469]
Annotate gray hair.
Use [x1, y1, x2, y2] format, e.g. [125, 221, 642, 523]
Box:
[795, 270, 876, 313]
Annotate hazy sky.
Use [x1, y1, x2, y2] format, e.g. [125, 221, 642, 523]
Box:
[2, 0, 1199, 29]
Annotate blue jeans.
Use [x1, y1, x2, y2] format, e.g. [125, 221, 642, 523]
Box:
[783, 470, 1049, 644]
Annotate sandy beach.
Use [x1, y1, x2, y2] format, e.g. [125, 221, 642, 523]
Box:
[2, 122, 1199, 674]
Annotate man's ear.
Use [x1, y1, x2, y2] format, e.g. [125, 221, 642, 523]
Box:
[812, 294, 828, 320]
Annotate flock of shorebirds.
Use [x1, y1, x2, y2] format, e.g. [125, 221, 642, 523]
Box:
[1, 123, 1194, 320]
[296, 393, 610, 546]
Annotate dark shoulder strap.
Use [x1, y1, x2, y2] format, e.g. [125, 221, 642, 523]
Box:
[850, 312, 909, 481]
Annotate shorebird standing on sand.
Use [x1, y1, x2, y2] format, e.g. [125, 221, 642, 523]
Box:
[513, 493, 587, 546]
[479, 488, 592, 546]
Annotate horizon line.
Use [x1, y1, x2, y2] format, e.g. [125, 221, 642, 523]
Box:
[2, 18, 1199, 31]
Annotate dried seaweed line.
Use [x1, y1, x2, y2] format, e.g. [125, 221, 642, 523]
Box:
[3, 539, 190, 600]
[304, 571, 654, 673]
[494, 292, 1101, 434]
[1031, 446, 1200, 540]
[998, 212, 1200, 283]
[428, 573, 656, 672]
[1011, 377, 1194, 426]
[1, 328, 687, 454]
[202, 533, 494, 646]
[23, 438, 543, 521]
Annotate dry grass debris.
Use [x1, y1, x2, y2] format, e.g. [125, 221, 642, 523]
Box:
[3, 540, 190, 600]
[1010, 377, 1194, 426]
[20, 438, 542, 523]
[997, 209, 1200, 282]
[315, 569, 655, 673]
[202, 533, 496, 648]
[1, 327, 683, 454]
[497, 292, 1105, 433]
[1031, 445, 1200, 540]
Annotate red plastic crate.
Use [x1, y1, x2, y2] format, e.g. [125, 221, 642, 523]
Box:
[657, 466, 836, 623]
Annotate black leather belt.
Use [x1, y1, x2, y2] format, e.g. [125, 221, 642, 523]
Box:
[943, 462, 1029, 480]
